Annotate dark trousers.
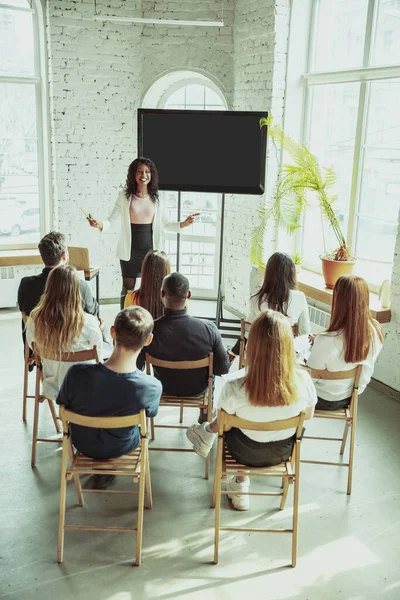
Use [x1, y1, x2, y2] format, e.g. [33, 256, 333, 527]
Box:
[224, 427, 296, 468]
[316, 397, 351, 410]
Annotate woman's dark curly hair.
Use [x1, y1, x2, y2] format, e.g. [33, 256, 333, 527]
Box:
[124, 157, 159, 203]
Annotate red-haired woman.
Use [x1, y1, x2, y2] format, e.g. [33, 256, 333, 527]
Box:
[307, 275, 384, 410]
[88, 158, 198, 307]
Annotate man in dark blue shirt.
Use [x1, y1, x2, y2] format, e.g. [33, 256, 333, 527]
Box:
[57, 307, 161, 467]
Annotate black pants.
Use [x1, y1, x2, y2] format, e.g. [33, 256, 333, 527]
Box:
[224, 427, 296, 468]
[316, 396, 351, 410]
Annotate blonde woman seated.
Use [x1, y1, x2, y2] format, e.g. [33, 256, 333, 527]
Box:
[307, 275, 383, 410]
[124, 250, 171, 319]
[26, 265, 103, 402]
[187, 310, 317, 511]
[227, 252, 310, 363]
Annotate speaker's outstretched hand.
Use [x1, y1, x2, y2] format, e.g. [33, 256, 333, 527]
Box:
[180, 213, 200, 229]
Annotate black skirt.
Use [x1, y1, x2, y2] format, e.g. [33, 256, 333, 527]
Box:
[224, 427, 296, 468]
[120, 223, 153, 279]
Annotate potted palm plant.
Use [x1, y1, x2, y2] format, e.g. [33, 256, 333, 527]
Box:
[251, 116, 356, 288]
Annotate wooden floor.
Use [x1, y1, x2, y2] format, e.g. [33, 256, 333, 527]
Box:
[1, 303, 400, 600]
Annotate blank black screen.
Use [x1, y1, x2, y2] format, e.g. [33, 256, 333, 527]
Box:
[138, 109, 267, 195]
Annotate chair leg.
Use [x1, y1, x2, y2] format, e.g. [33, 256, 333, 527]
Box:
[135, 446, 147, 566]
[204, 453, 210, 480]
[213, 466, 222, 564]
[31, 395, 40, 468]
[280, 477, 290, 510]
[57, 438, 69, 563]
[340, 420, 351, 455]
[347, 419, 356, 495]
[211, 462, 218, 508]
[68, 440, 83, 506]
[150, 417, 155, 441]
[48, 400, 61, 434]
[145, 452, 153, 509]
[179, 403, 184, 424]
[292, 443, 300, 568]
[22, 357, 29, 422]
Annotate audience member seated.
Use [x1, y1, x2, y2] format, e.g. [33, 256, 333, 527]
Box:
[56, 306, 162, 488]
[124, 250, 171, 319]
[142, 272, 230, 421]
[18, 231, 98, 343]
[26, 265, 103, 402]
[227, 252, 310, 364]
[187, 310, 317, 510]
[306, 275, 383, 410]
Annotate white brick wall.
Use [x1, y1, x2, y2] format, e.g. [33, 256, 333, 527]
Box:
[223, 0, 290, 313]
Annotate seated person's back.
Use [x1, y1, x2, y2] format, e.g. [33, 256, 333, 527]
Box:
[144, 272, 230, 396]
[57, 306, 162, 460]
[27, 265, 102, 401]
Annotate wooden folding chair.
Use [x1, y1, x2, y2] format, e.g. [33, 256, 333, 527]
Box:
[57, 407, 151, 566]
[239, 319, 299, 369]
[21, 313, 35, 421]
[212, 409, 305, 567]
[301, 365, 362, 495]
[145, 353, 213, 479]
[31, 346, 99, 468]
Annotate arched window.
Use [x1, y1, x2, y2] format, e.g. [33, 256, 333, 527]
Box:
[143, 72, 228, 298]
[0, 0, 50, 249]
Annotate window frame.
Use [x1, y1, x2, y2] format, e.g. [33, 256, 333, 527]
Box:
[282, 0, 400, 291]
[0, 0, 51, 251]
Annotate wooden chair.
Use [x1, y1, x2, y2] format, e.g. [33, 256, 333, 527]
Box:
[21, 313, 35, 422]
[145, 353, 213, 479]
[212, 409, 305, 567]
[31, 346, 99, 468]
[239, 319, 299, 368]
[57, 407, 151, 566]
[301, 365, 362, 495]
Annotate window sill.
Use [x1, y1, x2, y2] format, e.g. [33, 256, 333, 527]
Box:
[296, 269, 391, 324]
[0, 249, 42, 267]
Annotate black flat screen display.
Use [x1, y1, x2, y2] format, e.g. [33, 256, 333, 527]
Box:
[138, 109, 268, 195]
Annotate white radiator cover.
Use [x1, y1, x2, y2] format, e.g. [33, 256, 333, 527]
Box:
[0, 267, 18, 309]
[309, 305, 331, 333]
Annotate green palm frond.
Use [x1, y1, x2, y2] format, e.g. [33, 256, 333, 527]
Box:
[251, 116, 347, 264]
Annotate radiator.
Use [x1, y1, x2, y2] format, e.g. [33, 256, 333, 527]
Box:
[0, 267, 18, 309]
[308, 304, 331, 333]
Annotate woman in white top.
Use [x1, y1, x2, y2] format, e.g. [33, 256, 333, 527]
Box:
[88, 157, 199, 307]
[26, 265, 103, 401]
[227, 252, 310, 363]
[187, 310, 317, 510]
[307, 275, 383, 410]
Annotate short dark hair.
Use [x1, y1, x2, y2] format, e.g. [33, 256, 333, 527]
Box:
[38, 231, 67, 266]
[114, 306, 154, 351]
[163, 272, 190, 300]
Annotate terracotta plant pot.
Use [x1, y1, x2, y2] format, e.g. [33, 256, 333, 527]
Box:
[321, 257, 356, 289]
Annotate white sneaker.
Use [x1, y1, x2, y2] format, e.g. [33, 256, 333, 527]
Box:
[227, 476, 250, 511]
[186, 422, 216, 458]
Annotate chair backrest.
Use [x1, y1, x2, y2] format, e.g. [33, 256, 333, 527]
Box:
[145, 353, 213, 376]
[217, 409, 305, 439]
[68, 246, 90, 273]
[303, 365, 362, 408]
[33, 344, 99, 365]
[59, 406, 147, 435]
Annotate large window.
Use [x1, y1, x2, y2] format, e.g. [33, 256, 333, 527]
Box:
[0, 0, 49, 249]
[159, 78, 227, 298]
[301, 0, 400, 287]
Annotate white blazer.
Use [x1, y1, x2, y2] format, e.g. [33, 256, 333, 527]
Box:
[102, 190, 181, 261]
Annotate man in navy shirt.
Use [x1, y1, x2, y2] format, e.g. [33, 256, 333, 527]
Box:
[57, 307, 161, 484]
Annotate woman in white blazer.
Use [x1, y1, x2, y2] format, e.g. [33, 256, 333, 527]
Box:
[307, 275, 383, 409]
[89, 157, 198, 307]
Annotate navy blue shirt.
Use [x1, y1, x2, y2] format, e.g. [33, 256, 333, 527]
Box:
[56, 363, 161, 459]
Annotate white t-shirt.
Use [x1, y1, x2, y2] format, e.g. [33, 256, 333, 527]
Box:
[246, 289, 310, 335]
[306, 325, 383, 402]
[26, 313, 103, 401]
[218, 367, 317, 442]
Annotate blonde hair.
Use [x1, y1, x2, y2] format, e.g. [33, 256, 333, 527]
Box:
[30, 265, 85, 360]
[327, 275, 383, 363]
[244, 310, 298, 407]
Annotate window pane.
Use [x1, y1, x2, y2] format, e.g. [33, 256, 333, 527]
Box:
[0, 83, 40, 245]
[313, 0, 368, 71]
[355, 80, 400, 278]
[185, 85, 204, 105]
[372, 0, 400, 65]
[0, 7, 35, 76]
[181, 192, 218, 237]
[303, 83, 359, 263]
[166, 88, 185, 105]
[205, 87, 223, 106]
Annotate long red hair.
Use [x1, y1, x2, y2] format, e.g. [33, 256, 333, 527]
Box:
[327, 275, 383, 363]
